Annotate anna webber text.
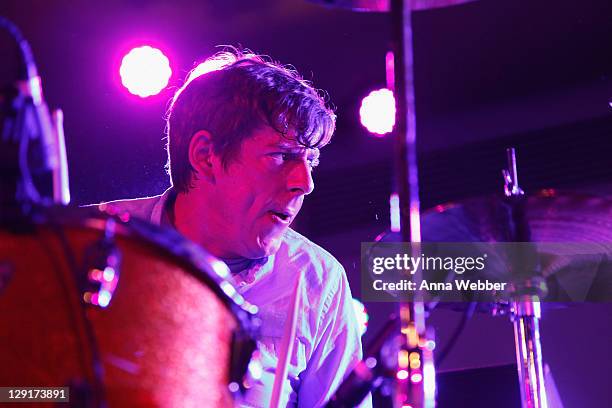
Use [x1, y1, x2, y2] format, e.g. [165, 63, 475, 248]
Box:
[372, 279, 508, 292]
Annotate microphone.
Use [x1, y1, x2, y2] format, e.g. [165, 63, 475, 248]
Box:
[0, 16, 69, 206]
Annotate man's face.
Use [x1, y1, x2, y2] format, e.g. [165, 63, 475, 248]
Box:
[208, 126, 320, 259]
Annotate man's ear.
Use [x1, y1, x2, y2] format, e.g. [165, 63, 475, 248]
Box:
[188, 130, 218, 183]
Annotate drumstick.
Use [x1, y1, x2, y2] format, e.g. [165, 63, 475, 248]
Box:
[269, 271, 303, 408]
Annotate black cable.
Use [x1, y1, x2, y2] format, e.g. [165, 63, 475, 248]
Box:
[435, 301, 477, 367]
[50, 221, 107, 408]
[36, 228, 91, 381]
[0, 16, 43, 204]
[0, 16, 38, 80]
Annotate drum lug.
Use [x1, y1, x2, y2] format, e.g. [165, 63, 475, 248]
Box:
[82, 218, 121, 308]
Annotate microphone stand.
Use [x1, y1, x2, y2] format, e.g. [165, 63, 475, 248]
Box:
[0, 16, 70, 213]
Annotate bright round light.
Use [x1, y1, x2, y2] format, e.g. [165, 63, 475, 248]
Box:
[396, 369, 409, 380]
[359, 88, 396, 135]
[410, 373, 423, 383]
[97, 289, 111, 308]
[119, 46, 172, 97]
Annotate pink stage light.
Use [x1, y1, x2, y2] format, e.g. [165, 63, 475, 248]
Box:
[119, 45, 172, 97]
[359, 88, 396, 136]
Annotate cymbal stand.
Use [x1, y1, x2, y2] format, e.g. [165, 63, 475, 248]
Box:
[390, 1, 436, 407]
[503, 147, 548, 408]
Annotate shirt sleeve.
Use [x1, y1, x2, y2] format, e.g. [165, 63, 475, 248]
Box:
[297, 263, 373, 408]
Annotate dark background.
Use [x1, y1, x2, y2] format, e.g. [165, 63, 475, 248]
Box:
[1, 1, 611, 406]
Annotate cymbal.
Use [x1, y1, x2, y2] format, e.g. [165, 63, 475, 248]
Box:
[421, 190, 612, 302]
[423, 190, 612, 242]
[307, 0, 477, 13]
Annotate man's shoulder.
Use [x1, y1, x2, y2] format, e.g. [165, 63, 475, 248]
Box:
[87, 190, 170, 224]
[105, 196, 161, 217]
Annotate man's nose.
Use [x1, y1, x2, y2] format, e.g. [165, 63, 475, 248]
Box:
[288, 161, 314, 195]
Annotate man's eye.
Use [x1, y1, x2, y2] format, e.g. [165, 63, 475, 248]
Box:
[270, 153, 290, 160]
[269, 152, 318, 168]
[268, 153, 290, 163]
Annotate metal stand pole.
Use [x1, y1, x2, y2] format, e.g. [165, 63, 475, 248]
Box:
[512, 300, 548, 408]
[390, 1, 435, 407]
[503, 148, 548, 408]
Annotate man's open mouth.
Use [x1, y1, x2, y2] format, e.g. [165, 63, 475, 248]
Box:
[270, 210, 291, 223]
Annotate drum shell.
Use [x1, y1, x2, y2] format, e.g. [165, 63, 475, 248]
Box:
[0, 216, 240, 407]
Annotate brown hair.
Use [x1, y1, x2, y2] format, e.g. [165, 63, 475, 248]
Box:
[166, 49, 336, 193]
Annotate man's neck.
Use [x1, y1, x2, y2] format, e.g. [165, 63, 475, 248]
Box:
[172, 188, 240, 260]
[170, 189, 269, 274]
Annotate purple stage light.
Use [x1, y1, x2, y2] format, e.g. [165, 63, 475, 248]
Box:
[359, 88, 396, 135]
[359, 88, 396, 136]
[119, 45, 172, 97]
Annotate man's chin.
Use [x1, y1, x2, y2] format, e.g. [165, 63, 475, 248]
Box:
[250, 234, 283, 258]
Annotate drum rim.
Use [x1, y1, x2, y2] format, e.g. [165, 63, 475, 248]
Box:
[35, 204, 260, 337]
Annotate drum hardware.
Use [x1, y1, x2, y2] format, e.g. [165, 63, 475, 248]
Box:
[317, 0, 467, 401]
[418, 169, 612, 407]
[331, 163, 612, 407]
[310, 1, 610, 404]
[229, 325, 260, 396]
[81, 218, 121, 309]
[386, 0, 438, 405]
[490, 300, 511, 316]
[503, 148, 548, 408]
[327, 313, 437, 408]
